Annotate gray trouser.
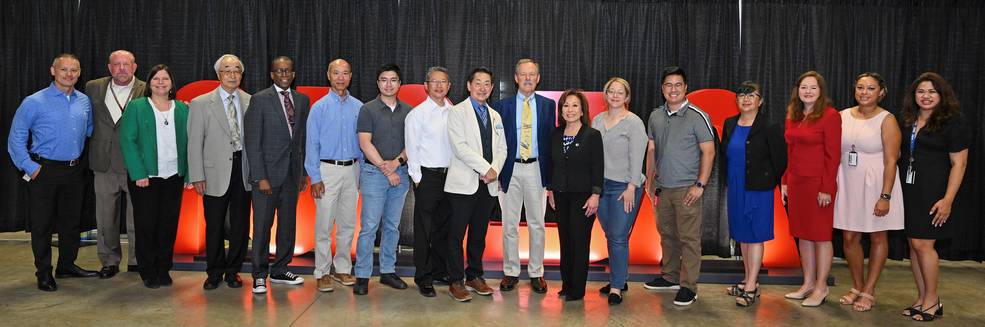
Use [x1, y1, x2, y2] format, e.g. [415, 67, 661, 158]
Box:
[93, 171, 137, 267]
[313, 163, 359, 279]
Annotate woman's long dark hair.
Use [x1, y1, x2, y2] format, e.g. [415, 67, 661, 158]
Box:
[901, 72, 960, 133]
[143, 64, 176, 100]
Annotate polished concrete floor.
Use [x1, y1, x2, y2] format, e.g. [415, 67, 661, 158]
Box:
[1, 238, 983, 326]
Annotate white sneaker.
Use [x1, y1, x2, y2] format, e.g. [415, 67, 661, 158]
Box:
[252, 278, 267, 294]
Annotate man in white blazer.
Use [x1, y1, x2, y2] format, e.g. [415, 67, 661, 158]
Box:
[443, 67, 506, 302]
[187, 54, 253, 290]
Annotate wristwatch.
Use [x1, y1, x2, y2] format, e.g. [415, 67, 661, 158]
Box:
[879, 193, 891, 200]
[694, 181, 705, 189]
[397, 156, 407, 165]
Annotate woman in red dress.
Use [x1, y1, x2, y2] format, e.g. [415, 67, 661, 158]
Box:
[781, 71, 842, 307]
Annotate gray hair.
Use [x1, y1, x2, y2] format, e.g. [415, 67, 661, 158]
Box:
[108, 50, 135, 64]
[514, 58, 539, 73]
[214, 54, 244, 74]
[425, 66, 450, 82]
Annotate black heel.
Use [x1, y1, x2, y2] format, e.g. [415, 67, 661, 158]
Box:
[735, 288, 760, 307]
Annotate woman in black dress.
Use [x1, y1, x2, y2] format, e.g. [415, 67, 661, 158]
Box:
[898, 72, 970, 322]
[547, 89, 603, 302]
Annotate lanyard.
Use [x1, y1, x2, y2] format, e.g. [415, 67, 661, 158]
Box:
[909, 124, 918, 163]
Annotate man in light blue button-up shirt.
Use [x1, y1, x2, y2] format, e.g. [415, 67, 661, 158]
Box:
[7, 53, 98, 291]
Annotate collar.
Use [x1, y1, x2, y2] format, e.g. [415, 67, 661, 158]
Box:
[469, 97, 487, 111]
[665, 100, 690, 116]
[426, 96, 451, 109]
[273, 84, 291, 95]
[218, 87, 238, 101]
[329, 89, 349, 103]
[45, 82, 78, 98]
[110, 77, 135, 90]
[517, 92, 536, 103]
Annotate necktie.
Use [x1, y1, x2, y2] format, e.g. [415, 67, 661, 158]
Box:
[227, 94, 242, 151]
[519, 97, 533, 160]
[477, 104, 488, 127]
[281, 90, 295, 134]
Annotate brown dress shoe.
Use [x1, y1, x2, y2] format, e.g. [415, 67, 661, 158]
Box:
[318, 275, 334, 292]
[466, 278, 494, 296]
[500, 276, 519, 291]
[449, 281, 473, 302]
[332, 273, 356, 286]
[530, 277, 548, 294]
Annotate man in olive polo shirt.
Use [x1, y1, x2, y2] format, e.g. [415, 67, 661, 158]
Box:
[643, 66, 716, 306]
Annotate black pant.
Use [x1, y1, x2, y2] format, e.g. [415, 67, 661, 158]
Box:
[202, 152, 252, 278]
[250, 176, 299, 279]
[412, 169, 450, 285]
[27, 163, 84, 275]
[128, 175, 183, 281]
[556, 191, 595, 298]
[446, 182, 495, 282]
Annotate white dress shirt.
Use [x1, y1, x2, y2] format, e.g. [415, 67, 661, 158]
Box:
[105, 78, 135, 123]
[405, 96, 453, 183]
[149, 100, 178, 178]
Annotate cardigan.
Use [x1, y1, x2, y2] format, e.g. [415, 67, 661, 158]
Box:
[118, 97, 189, 182]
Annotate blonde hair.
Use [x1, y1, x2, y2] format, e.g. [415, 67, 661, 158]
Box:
[603, 77, 631, 110]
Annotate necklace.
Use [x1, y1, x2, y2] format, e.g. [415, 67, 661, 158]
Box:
[152, 100, 172, 126]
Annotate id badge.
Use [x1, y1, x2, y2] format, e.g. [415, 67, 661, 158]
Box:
[847, 150, 859, 167]
[905, 166, 916, 184]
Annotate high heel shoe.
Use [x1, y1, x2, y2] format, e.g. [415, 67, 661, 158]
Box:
[801, 289, 828, 307]
[901, 304, 923, 317]
[784, 288, 814, 300]
[735, 288, 760, 307]
[912, 300, 943, 322]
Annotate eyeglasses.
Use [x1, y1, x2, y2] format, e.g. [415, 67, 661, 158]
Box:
[378, 78, 401, 84]
[427, 80, 449, 86]
[662, 82, 685, 89]
[272, 68, 294, 75]
[219, 69, 242, 76]
[737, 93, 760, 99]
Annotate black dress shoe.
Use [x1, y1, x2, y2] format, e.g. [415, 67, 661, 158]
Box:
[203, 276, 221, 290]
[98, 266, 119, 279]
[143, 277, 160, 289]
[432, 274, 450, 285]
[37, 272, 58, 292]
[500, 276, 519, 291]
[380, 273, 408, 289]
[608, 292, 623, 305]
[55, 264, 99, 278]
[419, 284, 436, 297]
[159, 273, 173, 286]
[531, 277, 548, 294]
[353, 278, 369, 295]
[225, 273, 243, 288]
[599, 283, 629, 294]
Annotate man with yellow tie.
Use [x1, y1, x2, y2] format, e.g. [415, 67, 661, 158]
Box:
[491, 58, 556, 294]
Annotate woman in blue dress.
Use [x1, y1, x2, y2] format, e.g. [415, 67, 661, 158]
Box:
[719, 81, 787, 306]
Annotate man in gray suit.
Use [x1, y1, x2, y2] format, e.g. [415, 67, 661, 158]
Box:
[244, 56, 310, 294]
[84, 50, 146, 279]
[187, 54, 253, 290]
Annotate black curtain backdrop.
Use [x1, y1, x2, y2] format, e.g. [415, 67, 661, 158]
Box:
[740, 0, 985, 261]
[1, 0, 981, 260]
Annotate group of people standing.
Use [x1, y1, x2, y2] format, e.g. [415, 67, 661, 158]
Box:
[8, 52, 970, 320]
[721, 71, 968, 322]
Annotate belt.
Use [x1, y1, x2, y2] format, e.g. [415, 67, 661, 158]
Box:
[321, 159, 357, 166]
[422, 167, 448, 174]
[30, 153, 80, 167]
[515, 157, 537, 163]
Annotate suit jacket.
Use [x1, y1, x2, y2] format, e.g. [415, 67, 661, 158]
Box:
[491, 93, 555, 191]
[85, 76, 147, 173]
[244, 86, 310, 188]
[548, 125, 604, 194]
[719, 114, 787, 191]
[187, 87, 252, 196]
[444, 99, 507, 196]
[118, 97, 189, 182]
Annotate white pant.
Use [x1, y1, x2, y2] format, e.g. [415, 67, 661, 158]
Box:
[313, 163, 360, 278]
[499, 161, 547, 278]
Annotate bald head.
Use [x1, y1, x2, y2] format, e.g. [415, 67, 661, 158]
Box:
[327, 58, 352, 96]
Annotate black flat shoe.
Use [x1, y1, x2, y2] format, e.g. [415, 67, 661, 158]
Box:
[203, 276, 221, 290]
[353, 278, 369, 295]
[419, 284, 436, 297]
[565, 294, 584, 302]
[380, 273, 408, 289]
[225, 273, 243, 288]
[143, 278, 160, 289]
[599, 283, 629, 294]
[608, 292, 623, 305]
[159, 273, 173, 286]
[37, 272, 57, 292]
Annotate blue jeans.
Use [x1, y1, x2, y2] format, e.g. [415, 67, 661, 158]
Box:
[596, 178, 643, 289]
[354, 164, 409, 278]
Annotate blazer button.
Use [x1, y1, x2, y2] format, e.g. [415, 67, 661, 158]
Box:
[746, 141, 751, 144]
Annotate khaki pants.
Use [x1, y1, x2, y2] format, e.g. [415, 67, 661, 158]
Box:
[656, 186, 702, 291]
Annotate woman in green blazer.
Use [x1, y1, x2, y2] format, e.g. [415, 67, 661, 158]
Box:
[118, 64, 189, 289]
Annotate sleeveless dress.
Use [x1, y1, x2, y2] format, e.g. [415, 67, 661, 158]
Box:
[727, 125, 775, 243]
[833, 110, 904, 232]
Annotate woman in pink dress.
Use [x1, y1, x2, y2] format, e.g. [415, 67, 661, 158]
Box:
[833, 72, 904, 312]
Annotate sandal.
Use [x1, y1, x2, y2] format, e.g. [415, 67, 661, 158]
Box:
[912, 300, 943, 322]
[901, 304, 923, 317]
[735, 288, 760, 307]
[839, 288, 861, 305]
[726, 283, 758, 296]
[853, 292, 875, 312]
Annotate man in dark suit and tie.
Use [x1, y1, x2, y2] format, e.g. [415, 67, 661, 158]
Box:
[491, 58, 555, 293]
[187, 54, 253, 290]
[85, 50, 146, 279]
[244, 56, 310, 293]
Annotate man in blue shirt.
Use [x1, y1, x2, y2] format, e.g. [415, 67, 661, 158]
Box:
[305, 58, 364, 292]
[7, 53, 98, 292]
